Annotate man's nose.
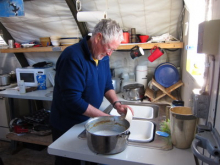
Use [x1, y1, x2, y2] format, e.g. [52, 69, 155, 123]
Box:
[106, 52, 112, 56]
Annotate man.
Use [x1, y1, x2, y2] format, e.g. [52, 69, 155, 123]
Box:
[50, 19, 133, 165]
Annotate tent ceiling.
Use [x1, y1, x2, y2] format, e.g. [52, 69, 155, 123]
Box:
[0, 0, 183, 43]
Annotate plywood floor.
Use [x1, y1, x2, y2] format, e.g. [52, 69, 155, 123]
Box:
[0, 141, 54, 165]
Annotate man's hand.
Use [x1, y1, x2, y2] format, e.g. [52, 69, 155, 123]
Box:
[114, 103, 134, 116]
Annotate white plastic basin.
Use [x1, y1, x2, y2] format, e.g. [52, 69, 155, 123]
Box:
[110, 105, 154, 119]
[128, 120, 154, 142]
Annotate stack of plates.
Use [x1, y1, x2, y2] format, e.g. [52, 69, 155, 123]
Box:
[59, 37, 80, 46]
[154, 62, 180, 88]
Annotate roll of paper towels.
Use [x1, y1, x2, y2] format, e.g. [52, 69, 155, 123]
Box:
[77, 11, 107, 22]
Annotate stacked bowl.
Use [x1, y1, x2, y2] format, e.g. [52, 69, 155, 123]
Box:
[50, 36, 61, 46]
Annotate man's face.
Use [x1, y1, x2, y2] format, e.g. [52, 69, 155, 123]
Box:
[93, 34, 121, 60]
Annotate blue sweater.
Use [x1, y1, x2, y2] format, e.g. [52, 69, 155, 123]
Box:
[50, 36, 113, 132]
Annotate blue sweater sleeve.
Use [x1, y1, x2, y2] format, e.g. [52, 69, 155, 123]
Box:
[104, 62, 114, 94]
[55, 47, 89, 115]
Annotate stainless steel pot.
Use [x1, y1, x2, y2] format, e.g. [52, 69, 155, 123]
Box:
[85, 116, 130, 154]
[0, 74, 11, 86]
[122, 83, 145, 101]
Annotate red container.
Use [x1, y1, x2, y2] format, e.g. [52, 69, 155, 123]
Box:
[148, 46, 164, 62]
[121, 32, 130, 43]
[139, 35, 149, 43]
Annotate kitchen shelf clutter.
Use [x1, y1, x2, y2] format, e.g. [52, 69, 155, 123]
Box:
[145, 78, 183, 102]
[0, 46, 68, 53]
[0, 42, 183, 53]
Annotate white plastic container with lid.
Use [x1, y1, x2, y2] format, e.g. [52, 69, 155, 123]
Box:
[136, 64, 148, 89]
[18, 80, 26, 94]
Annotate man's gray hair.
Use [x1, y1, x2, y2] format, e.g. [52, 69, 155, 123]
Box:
[92, 19, 123, 44]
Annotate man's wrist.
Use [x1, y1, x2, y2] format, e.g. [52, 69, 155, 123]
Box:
[112, 101, 121, 108]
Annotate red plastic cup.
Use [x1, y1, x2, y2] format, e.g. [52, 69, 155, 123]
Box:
[148, 46, 164, 62]
[139, 35, 149, 43]
[14, 42, 21, 48]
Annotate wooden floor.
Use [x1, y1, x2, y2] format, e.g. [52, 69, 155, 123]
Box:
[0, 140, 55, 165]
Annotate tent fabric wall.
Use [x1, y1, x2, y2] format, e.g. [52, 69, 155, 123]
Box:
[0, 0, 183, 44]
[82, 0, 183, 38]
[0, 0, 81, 43]
[0, 0, 183, 74]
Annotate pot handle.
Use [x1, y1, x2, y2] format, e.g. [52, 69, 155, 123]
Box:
[118, 130, 130, 137]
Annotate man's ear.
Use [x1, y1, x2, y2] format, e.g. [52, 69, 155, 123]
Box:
[95, 33, 102, 43]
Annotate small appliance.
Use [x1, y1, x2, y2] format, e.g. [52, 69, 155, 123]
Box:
[16, 66, 54, 87]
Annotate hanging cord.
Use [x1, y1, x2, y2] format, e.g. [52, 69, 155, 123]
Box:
[76, 0, 81, 12]
[106, 0, 109, 10]
[176, 6, 185, 41]
[163, 49, 169, 62]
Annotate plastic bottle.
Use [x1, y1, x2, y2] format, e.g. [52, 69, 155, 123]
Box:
[18, 80, 26, 94]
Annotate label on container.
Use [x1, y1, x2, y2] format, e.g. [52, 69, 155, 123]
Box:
[37, 74, 47, 90]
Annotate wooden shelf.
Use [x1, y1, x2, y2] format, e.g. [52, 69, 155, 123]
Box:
[0, 42, 183, 53]
[117, 42, 183, 50]
[0, 46, 68, 53]
[6, 132, 52, 146]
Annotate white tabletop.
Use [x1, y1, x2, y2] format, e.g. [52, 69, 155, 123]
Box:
[47, 121, 196, 165]
[0, 87, 53, 101]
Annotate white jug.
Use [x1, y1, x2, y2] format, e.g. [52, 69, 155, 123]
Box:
[136, 65, 148, 89]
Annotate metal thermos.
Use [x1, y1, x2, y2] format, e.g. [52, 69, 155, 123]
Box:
[8, 39, 14, 48]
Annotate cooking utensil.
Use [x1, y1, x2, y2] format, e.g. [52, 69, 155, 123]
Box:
[0, 74, 11, 86]
[154, 62, 179, 88]
[85, 116, 130, 154]
[122, 83, 145, 101]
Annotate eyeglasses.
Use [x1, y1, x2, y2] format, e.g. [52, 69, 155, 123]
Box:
[101, 40, 116, 54]
[106, 48, 115, 53]
[105, 44, 115, 54]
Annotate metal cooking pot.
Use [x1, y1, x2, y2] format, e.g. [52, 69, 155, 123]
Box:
[85, 116, 130, 155]
[122, 83, 145, 101]
[0, 74, 11, 86]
